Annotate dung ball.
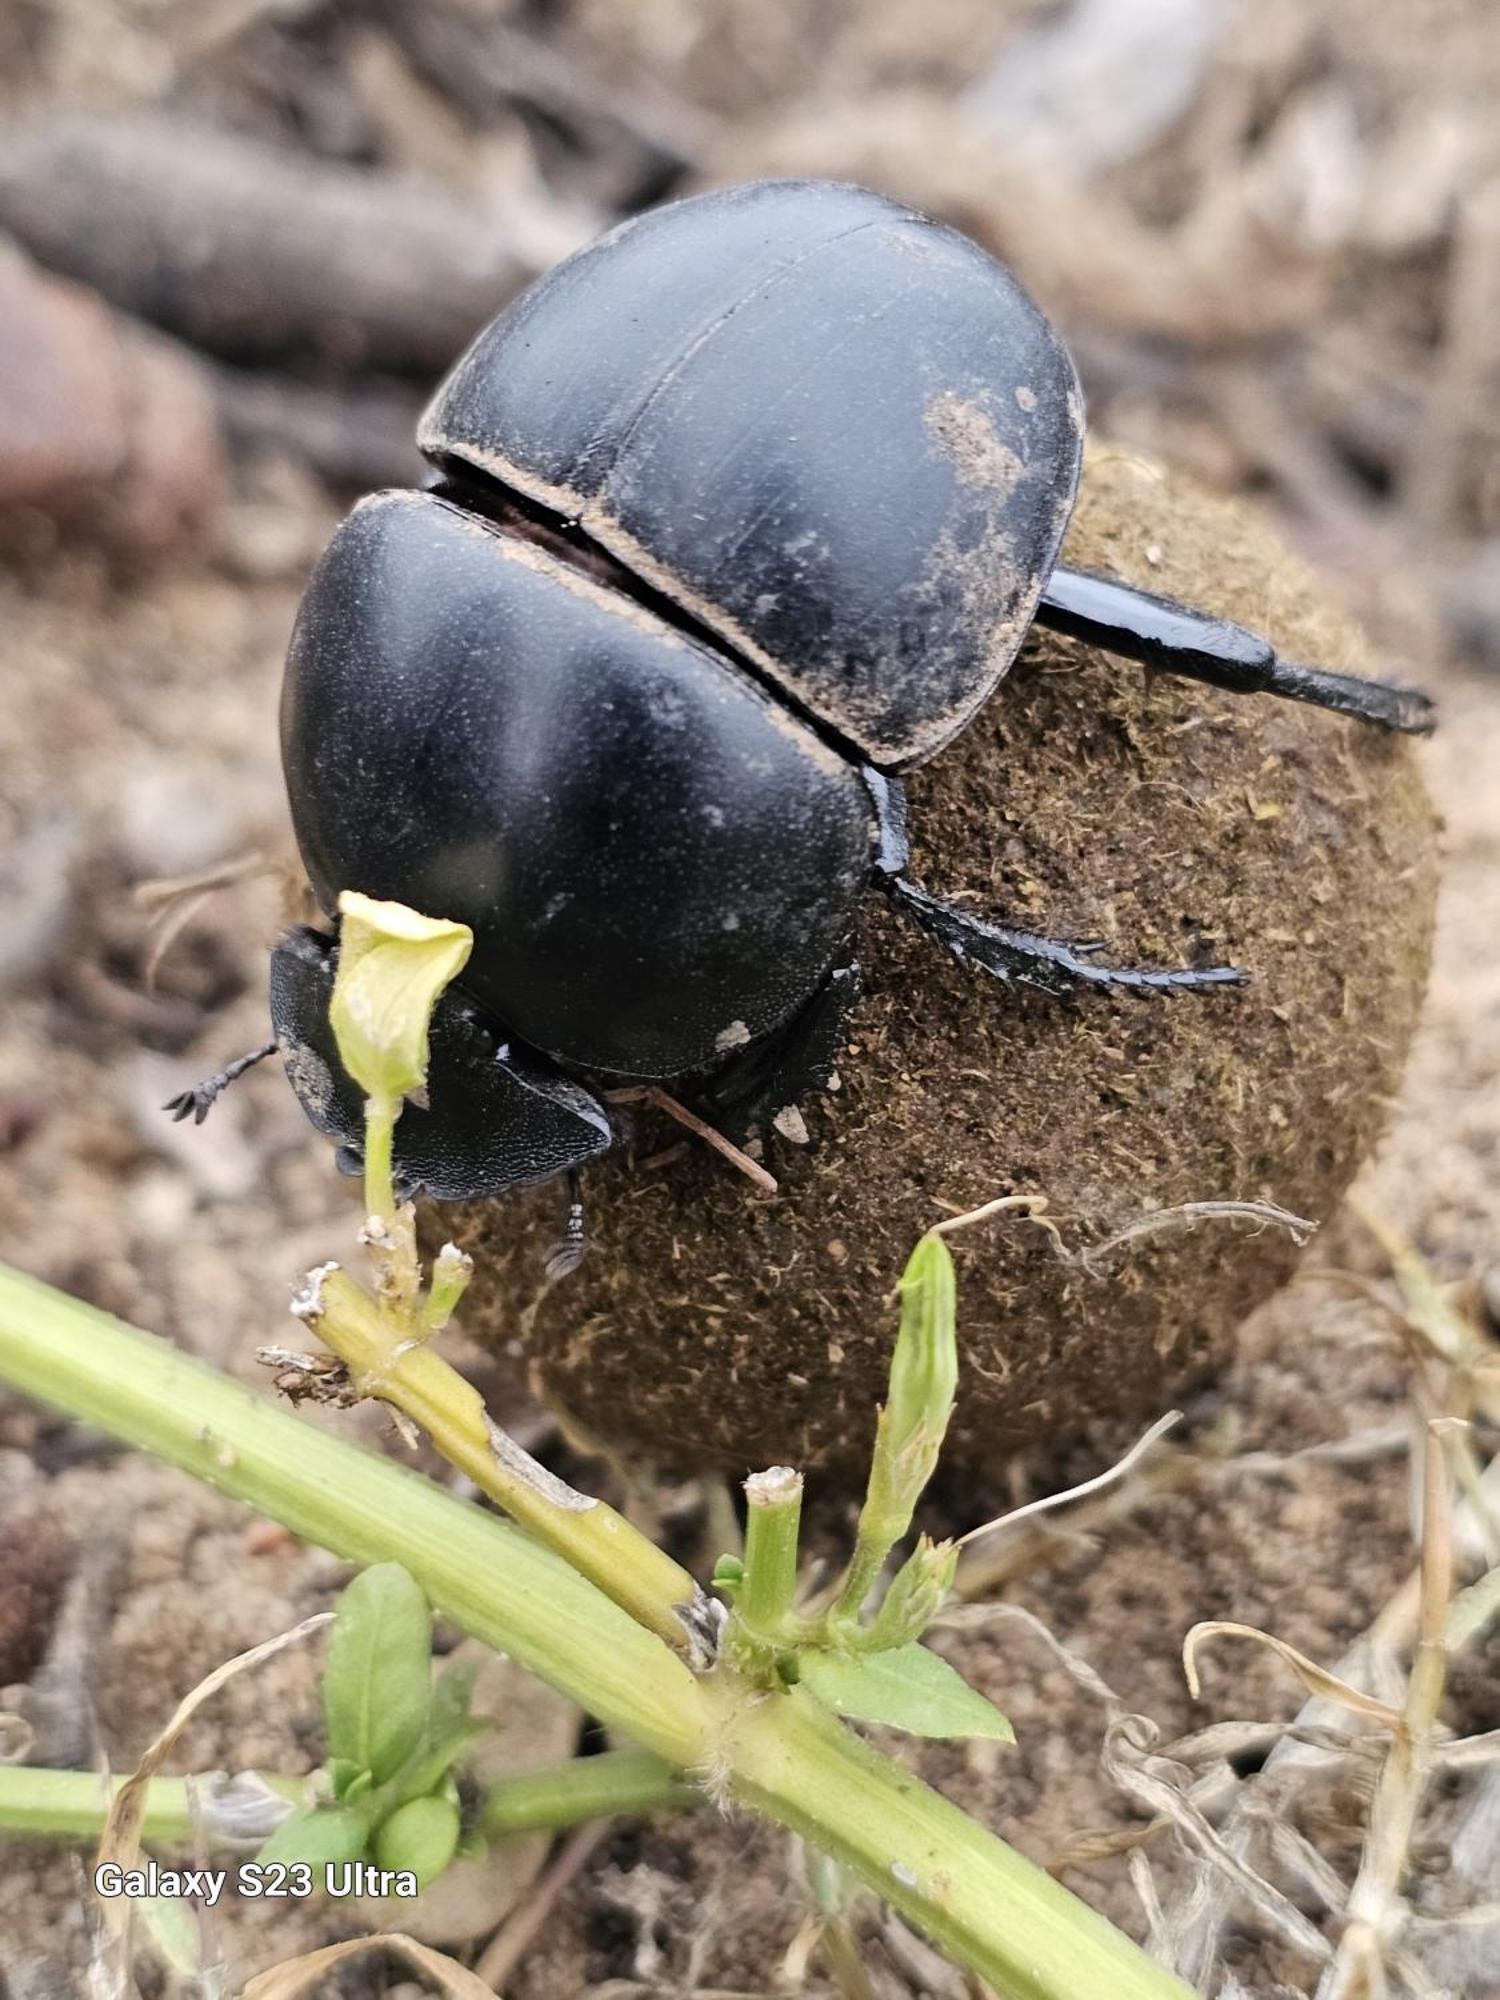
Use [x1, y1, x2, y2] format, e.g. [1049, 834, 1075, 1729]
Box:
[446, 449, 1438, 1478]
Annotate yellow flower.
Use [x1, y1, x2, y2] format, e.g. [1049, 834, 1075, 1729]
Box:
[329, 893, 473, 1107]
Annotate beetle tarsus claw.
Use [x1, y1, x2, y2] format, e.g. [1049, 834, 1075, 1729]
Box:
[162, 1042, 279, 1126]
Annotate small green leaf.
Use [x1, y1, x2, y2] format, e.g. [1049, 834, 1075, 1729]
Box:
[328, 1756, 365, 1801]
[139, 1896, 202, 1975]
[258, 1804, 370, 1871]
[329, 892, 472, 1107]
[324, 1563, 433, 1784]
[799, 1643, 1013, 1742]
[712, 1554, 745, 1590]
[374, 1794, 462, 1889]
[428, 1658, 481, 1739]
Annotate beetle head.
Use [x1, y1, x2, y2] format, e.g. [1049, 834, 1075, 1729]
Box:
[270, 926, 612, 1202]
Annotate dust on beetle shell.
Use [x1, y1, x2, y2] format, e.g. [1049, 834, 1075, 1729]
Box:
[442, 448, 1438, 1484]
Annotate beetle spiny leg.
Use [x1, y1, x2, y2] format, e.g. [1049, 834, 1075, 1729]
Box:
[163, 1041, 279, 1124]
[1038, 566, 1436, 735]
[886, 876, 1246, 998]
[544, 1169, 589, 1282]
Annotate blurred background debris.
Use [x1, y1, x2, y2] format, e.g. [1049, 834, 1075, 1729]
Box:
[0, 0, 1494, 660]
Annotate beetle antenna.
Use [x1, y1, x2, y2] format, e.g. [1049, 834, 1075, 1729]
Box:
[163, 1041, 279, 1124]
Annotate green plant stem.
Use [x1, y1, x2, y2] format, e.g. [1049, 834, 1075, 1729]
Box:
[0, 1263, 1190, 2000]
[480, 1750, 695, 1840]
[0, 1771, 297, 1845]
[0, 1262, 704, 1764]
[726, 1685, 1187, 2000]
[827, 1532, 891, 1633]
[738, 1467, 804, 1638]
[0, 1757, 691, 1849]
[363, 1093, 397, 1225]
[312, 1267, 704, 1655]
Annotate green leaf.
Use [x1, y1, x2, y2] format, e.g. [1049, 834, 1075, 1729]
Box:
[139, 1896, 202, 1976]
[799, 1643, 1013, 1742]
[328, 1757, 365, 1801]
[374, 1794, 462, 1889]
[324, 1563, 433, 1785]
[257, 1804, 370, 1870]
[396, 1718, 490, 1802]
[428, 1658, 481, 1739]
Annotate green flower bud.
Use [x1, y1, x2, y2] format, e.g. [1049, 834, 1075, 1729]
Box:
[859, 1536, 959, 1651]
[374, 1794, 462, 1889]
[827, 1234, 962, 1633]
[862, 1233, 958, 1544]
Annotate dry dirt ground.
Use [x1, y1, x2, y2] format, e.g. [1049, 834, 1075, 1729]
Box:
[2, 1, 1500, 1996]
[0, 436, 1497, 2000]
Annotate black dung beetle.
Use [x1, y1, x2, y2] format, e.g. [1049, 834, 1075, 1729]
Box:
[171, 180, 1434, 1224]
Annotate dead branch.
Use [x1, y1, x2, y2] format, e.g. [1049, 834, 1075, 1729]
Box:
[0, 115, 538, 371]
[376, 0, 712, 207]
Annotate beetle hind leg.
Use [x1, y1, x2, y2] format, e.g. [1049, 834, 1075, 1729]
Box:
[1037, 565, 1435, 735]
[884, 875, 1245, 997]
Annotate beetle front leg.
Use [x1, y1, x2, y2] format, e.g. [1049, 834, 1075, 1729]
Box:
[1036, 566, 1435, 735]
[864, 763, 1245, 997]
[163, 1041, 279, 1124]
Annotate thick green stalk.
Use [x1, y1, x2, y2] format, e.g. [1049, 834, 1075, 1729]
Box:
[480, 1750, 695, 1839]
[0, 1263, 1188, 2000]
[726, 1686, 1185, 2000]
[738, 1466, 804, 1638]
[0, 1263, 704, 1764]
[310, 1267, 702, 1655]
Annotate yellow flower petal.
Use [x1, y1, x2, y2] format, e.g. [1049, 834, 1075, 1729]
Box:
[329, 893, 473, 1106]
